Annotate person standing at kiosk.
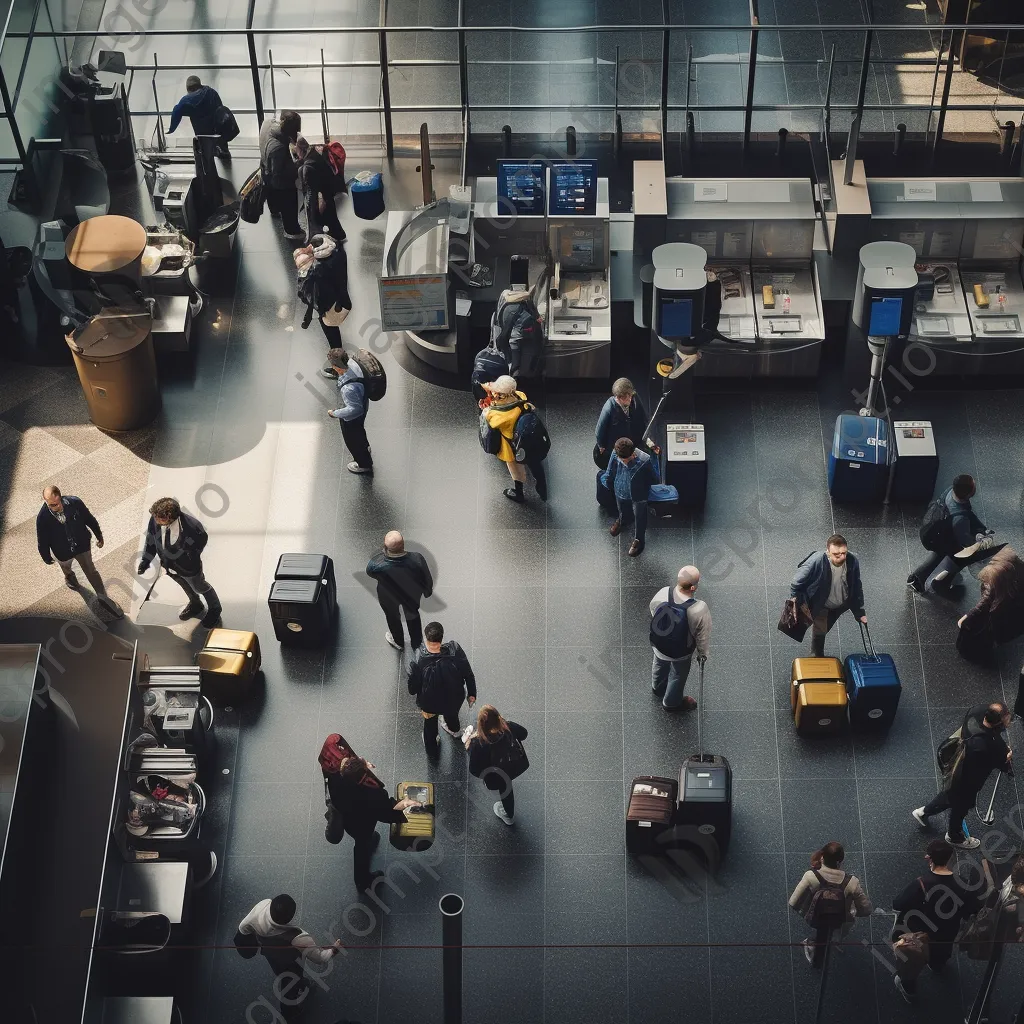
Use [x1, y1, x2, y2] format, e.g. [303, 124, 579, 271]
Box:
[594, 378, 648, 465]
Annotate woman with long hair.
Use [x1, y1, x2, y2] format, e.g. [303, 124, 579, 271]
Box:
[464, 704, 529, 825]
[957, 546, 1024, 661]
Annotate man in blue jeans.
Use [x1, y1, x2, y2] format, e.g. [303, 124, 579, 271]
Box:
[649, 565, 711, 711]
[606, 437, 658, 556]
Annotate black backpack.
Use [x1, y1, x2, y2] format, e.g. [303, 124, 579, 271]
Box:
[492, 294, 545, 376]
[920, 497, 953, 552]
[238, 169, 265, 224]
[350, 348, 387, 401]
[471, 345, 509, 401]
[493, 729, 529, 781]
[649, 588, 696, 659]
[511, 405, 551, 462]
[479, 409, 504, 455]
[804, 871, 850, 931]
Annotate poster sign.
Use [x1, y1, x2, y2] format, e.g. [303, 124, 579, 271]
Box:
[378, 275, 449, 332]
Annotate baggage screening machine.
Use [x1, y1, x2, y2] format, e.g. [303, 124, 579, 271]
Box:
[662, 178, 825, 377]
[864, 178, 1024, 373]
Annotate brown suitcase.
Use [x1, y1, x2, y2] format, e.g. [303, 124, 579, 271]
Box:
[390, 781, 435, 851]
[197, 628, 261, 705]
[626, 776, 677, 855]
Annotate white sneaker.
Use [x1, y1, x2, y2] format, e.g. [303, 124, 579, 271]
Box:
[440, 720, 461, 738]
[911, 807, 928, 829]
[347, 462, 373, 474]
[894, 976, 912, 1004]
[945, 833, 980, 849]
[385, 631, 403, 651]
[802, 938, 814, 964]
[493, 801, 514, 825]
[461, 725, 474, 743]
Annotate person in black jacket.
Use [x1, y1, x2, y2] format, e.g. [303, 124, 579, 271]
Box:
[297, 233, 351, 356]
[465, 704, 529, 825]
[594, 378, 648, 464]
[957, 547, 1024, 661]
[366, 531, 433, 651]
[889, 838, 981, 1000]
[326, 756, 422, 890]
[293, 136, 346, 242]
[912, 704, 1013, 848]
[791, 535, 867, 657]
[36, 486, 122, 616]
[407, 621, 477, 756]
[137, 497, 222, 627]
[259, 109, 303, 238]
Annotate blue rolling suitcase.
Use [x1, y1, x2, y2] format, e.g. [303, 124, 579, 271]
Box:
[647, 451, 679, 517]
[844, 622, 901, 729]
[828, 413, 890, 502]
[351, 171, 385, 220]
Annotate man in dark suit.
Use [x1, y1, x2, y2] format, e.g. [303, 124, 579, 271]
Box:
[791, 533, 867, 657]
[137, 496, 222, 627]
[365, 530, 433, 651]
[36, 485, 122, 616]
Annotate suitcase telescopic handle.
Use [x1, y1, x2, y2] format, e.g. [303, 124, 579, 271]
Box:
[858, 620, 877, 660]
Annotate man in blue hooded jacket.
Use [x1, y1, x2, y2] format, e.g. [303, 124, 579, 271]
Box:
[791, 534, 867, 657]
[167, 76, 230, 157]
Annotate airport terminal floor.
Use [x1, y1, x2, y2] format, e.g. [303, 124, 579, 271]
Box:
[3, 152, 1024, 1024]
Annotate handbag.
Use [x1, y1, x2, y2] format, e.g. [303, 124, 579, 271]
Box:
[778, 597, 814, 642]
[494, 730, 529, 781]
[321, 304, 350, 328]
[323, 778, 345, 844]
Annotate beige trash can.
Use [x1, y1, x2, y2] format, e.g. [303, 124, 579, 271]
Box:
[65, 306, 161, 431]
[64, 214, 148, 285]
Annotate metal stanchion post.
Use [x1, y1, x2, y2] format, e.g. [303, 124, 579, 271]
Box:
[440, 893, 464, 1024]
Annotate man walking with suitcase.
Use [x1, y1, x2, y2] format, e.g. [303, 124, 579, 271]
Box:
[366, 531, 433, 651]
[912, 704, 1013, 848]
[791, 534, 867, 657]
[908, 474, 996, 594]
[648, 565, 711, 711]
[137, 497, 223, 628]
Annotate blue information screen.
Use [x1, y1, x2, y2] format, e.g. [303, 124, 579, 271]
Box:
[548, 160, 598, 216]
[496, 160, 545, 216]
[868, 296, 904, 337]
[659, 297, 693, 339]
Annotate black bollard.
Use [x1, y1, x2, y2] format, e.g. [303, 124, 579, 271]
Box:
[686, 110, 695, 152]
[1000, 120, 1015, 157]
[893, 122, 906, 157]
[502, 124, 512, 158]
[776, 127, 788, 158]
[440, 893, 464, 1024]
[614, 113, 623, 159]
[566, 125, 577, 156]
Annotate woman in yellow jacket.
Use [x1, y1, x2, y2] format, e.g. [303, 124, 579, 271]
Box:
[481, 375, 547, 503]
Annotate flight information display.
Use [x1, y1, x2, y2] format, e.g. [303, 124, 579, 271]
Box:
[496, 160, 546, 216]
[548, 160, 598, 216]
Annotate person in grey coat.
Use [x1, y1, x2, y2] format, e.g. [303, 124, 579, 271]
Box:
[259, 109, 303, 238]
[791, 534, 867, 657]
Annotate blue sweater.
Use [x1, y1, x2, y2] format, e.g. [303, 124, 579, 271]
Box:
[939, 487, 987, 551]
[168, 86, 223, 135]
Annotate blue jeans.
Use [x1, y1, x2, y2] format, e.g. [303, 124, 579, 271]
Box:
[615, 496, 648, 546]
[651, 652, 693, 709]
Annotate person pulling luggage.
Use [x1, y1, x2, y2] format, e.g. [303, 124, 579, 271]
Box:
[648, 565, 711, 711]
[407, 621, 477, 757]
[790, 534, 867, 657]
[788, 841, 873, 968]
[465, 704, 529, 825]
[606, 438, 658, 557]
[887, 838, 982, 1002]
[912, 703, 1013, 848]
[908, 474, 997, 594]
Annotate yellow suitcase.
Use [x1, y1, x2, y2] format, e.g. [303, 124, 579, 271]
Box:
[197, 629, 261, 705]
[791, 657, 844, 690]
[793, 682, 849, 735]
[390, 781, 435, 851]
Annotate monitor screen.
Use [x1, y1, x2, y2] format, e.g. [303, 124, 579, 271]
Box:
[496, 160, 546, 216]
[868, 296, 904, 337]
[658, 297, 693, 339]
[548, 160, 598, 216]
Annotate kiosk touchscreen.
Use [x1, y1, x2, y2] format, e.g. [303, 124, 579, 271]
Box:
[869, 296, 904, 337]
[658, 296, 694, 339]
[549, 160, 598, 216]
[496, 161, 546, 216]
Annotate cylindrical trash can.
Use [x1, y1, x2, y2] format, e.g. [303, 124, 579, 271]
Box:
[65, 215, 147, 285]
[65, 305, 161, 431]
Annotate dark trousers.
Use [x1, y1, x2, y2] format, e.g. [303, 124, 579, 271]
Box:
[922, 787, 974, 843]
[910, 550, 967, 590]
[340, 414, 372, 468]
[348, 826, 380, 889]
[267, 184, 301, 234]
[307, 193, 345, 240]
[1015, 669, 1024, 720]
[615, 496, 649, 546]
[527, 458, 547, 499]
[379, 594, 422, 648]
[423, 709, 462, 747]
[810, 605, 847, 657]
[320, 319, 343, 349]
[500, 786, 515, 818]
[167, 566, 222, 614]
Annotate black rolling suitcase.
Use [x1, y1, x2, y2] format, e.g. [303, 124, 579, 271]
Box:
[269, 553, 337, 647]
[673, 660, 732, 872]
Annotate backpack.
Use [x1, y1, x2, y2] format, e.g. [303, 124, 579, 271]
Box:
[479, 409, 503, 455]
[471, 344, 509, 400]
[493, 729, 529, 781]
[937, 729, 965, 787]
[511, 404, 551, 462]
[491, 294, 544, 376]
[324, 141, 347, 182]
[349, 348, 387, 401]
[804, 870, 850, 931]
[920, 497, 953, 552]
[238, 168, 265, 223]
[649, 588, 696, 659]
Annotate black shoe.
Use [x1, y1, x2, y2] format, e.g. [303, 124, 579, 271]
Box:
[179, 602, 204, 620]
[906, 574, 923, 593]
[64, 573, 80, 589]
[503, 487, 525, 503]
[200, 608, 223, 628]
